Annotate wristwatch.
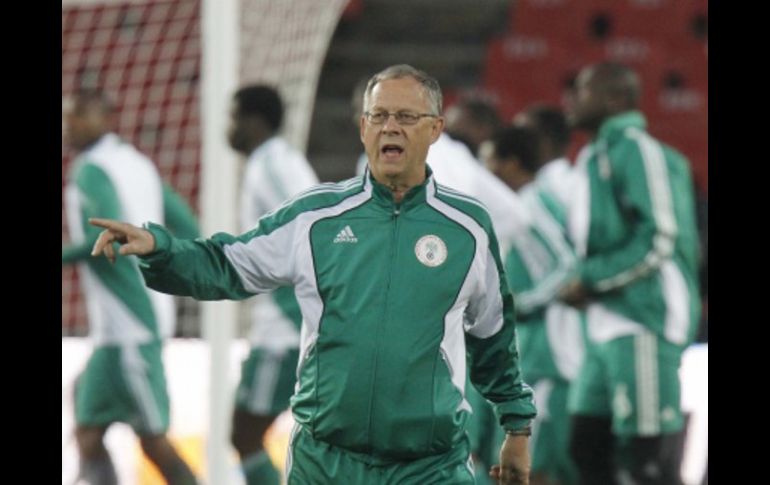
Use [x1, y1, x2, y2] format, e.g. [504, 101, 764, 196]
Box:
[505, 426, 532, 437]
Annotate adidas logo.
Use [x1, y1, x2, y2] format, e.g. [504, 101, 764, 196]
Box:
[333, 225, 358, 243]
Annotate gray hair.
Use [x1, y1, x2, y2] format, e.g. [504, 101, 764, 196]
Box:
[363, 64, 443, 115]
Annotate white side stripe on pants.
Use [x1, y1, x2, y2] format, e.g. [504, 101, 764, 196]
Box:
[636, 334, 660, 435]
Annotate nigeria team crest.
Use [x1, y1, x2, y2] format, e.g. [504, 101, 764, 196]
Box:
[415, 235, 447, 267]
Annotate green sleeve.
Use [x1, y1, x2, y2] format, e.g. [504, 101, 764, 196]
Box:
[62, 243, 93, 264]
[503, 231, 574, 318]
[138, 223, 254, 301]
[580, 139, 676, 293]
[514, 195, 577, 315]
[466, 229, 536, 433]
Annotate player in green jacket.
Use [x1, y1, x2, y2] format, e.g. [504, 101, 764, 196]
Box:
[62, 89, 199, 485]
[560, 62, 700, 485]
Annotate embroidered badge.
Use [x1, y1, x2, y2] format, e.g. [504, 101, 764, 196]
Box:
[415, 235, 447, 267]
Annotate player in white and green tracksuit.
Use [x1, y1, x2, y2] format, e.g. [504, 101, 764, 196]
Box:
[132, 166, 536, 482]
[227, 85, 320, 485]
[532, 155, 586, 383]
[563, 62, 700, 484]
[484, 125, 580, 485]
[63, 91, 199, 485]
[567, 112, 701, 377]
[513, 105, 595, 484]
[228, 85, 320, 485]
[63, 133, 200, 344]
[505, 183, 580, 485]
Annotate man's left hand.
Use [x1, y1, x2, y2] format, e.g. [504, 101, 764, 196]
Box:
[489, 434, 530, 484]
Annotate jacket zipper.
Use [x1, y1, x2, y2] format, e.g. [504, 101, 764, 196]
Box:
[366, 205, 400, 444]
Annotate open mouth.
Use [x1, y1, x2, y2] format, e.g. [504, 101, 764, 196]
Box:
[381, 144, 404, 158]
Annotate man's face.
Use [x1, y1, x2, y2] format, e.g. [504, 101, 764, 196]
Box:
[567, 68, 607, 131]
[360, 77, 443, 184]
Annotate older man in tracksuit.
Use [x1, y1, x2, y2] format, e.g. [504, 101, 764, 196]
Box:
[89, 64, 536, 485]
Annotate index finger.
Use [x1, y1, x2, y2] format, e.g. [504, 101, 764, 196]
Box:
[89, 217, 128, 231]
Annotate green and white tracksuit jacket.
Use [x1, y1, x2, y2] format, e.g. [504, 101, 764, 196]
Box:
[529, 159, 586, 382]
[138, 168, 536, 461]
[568, 112, 701, 347]
[504, 182, 581, 383]
[62, 133, 200, 345]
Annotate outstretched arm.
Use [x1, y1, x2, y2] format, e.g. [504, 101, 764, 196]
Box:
[89, 217, 254, 301]
[89, 207, 303, 302]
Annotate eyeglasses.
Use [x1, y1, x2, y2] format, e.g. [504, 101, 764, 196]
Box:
[364, 110, 438, 126]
